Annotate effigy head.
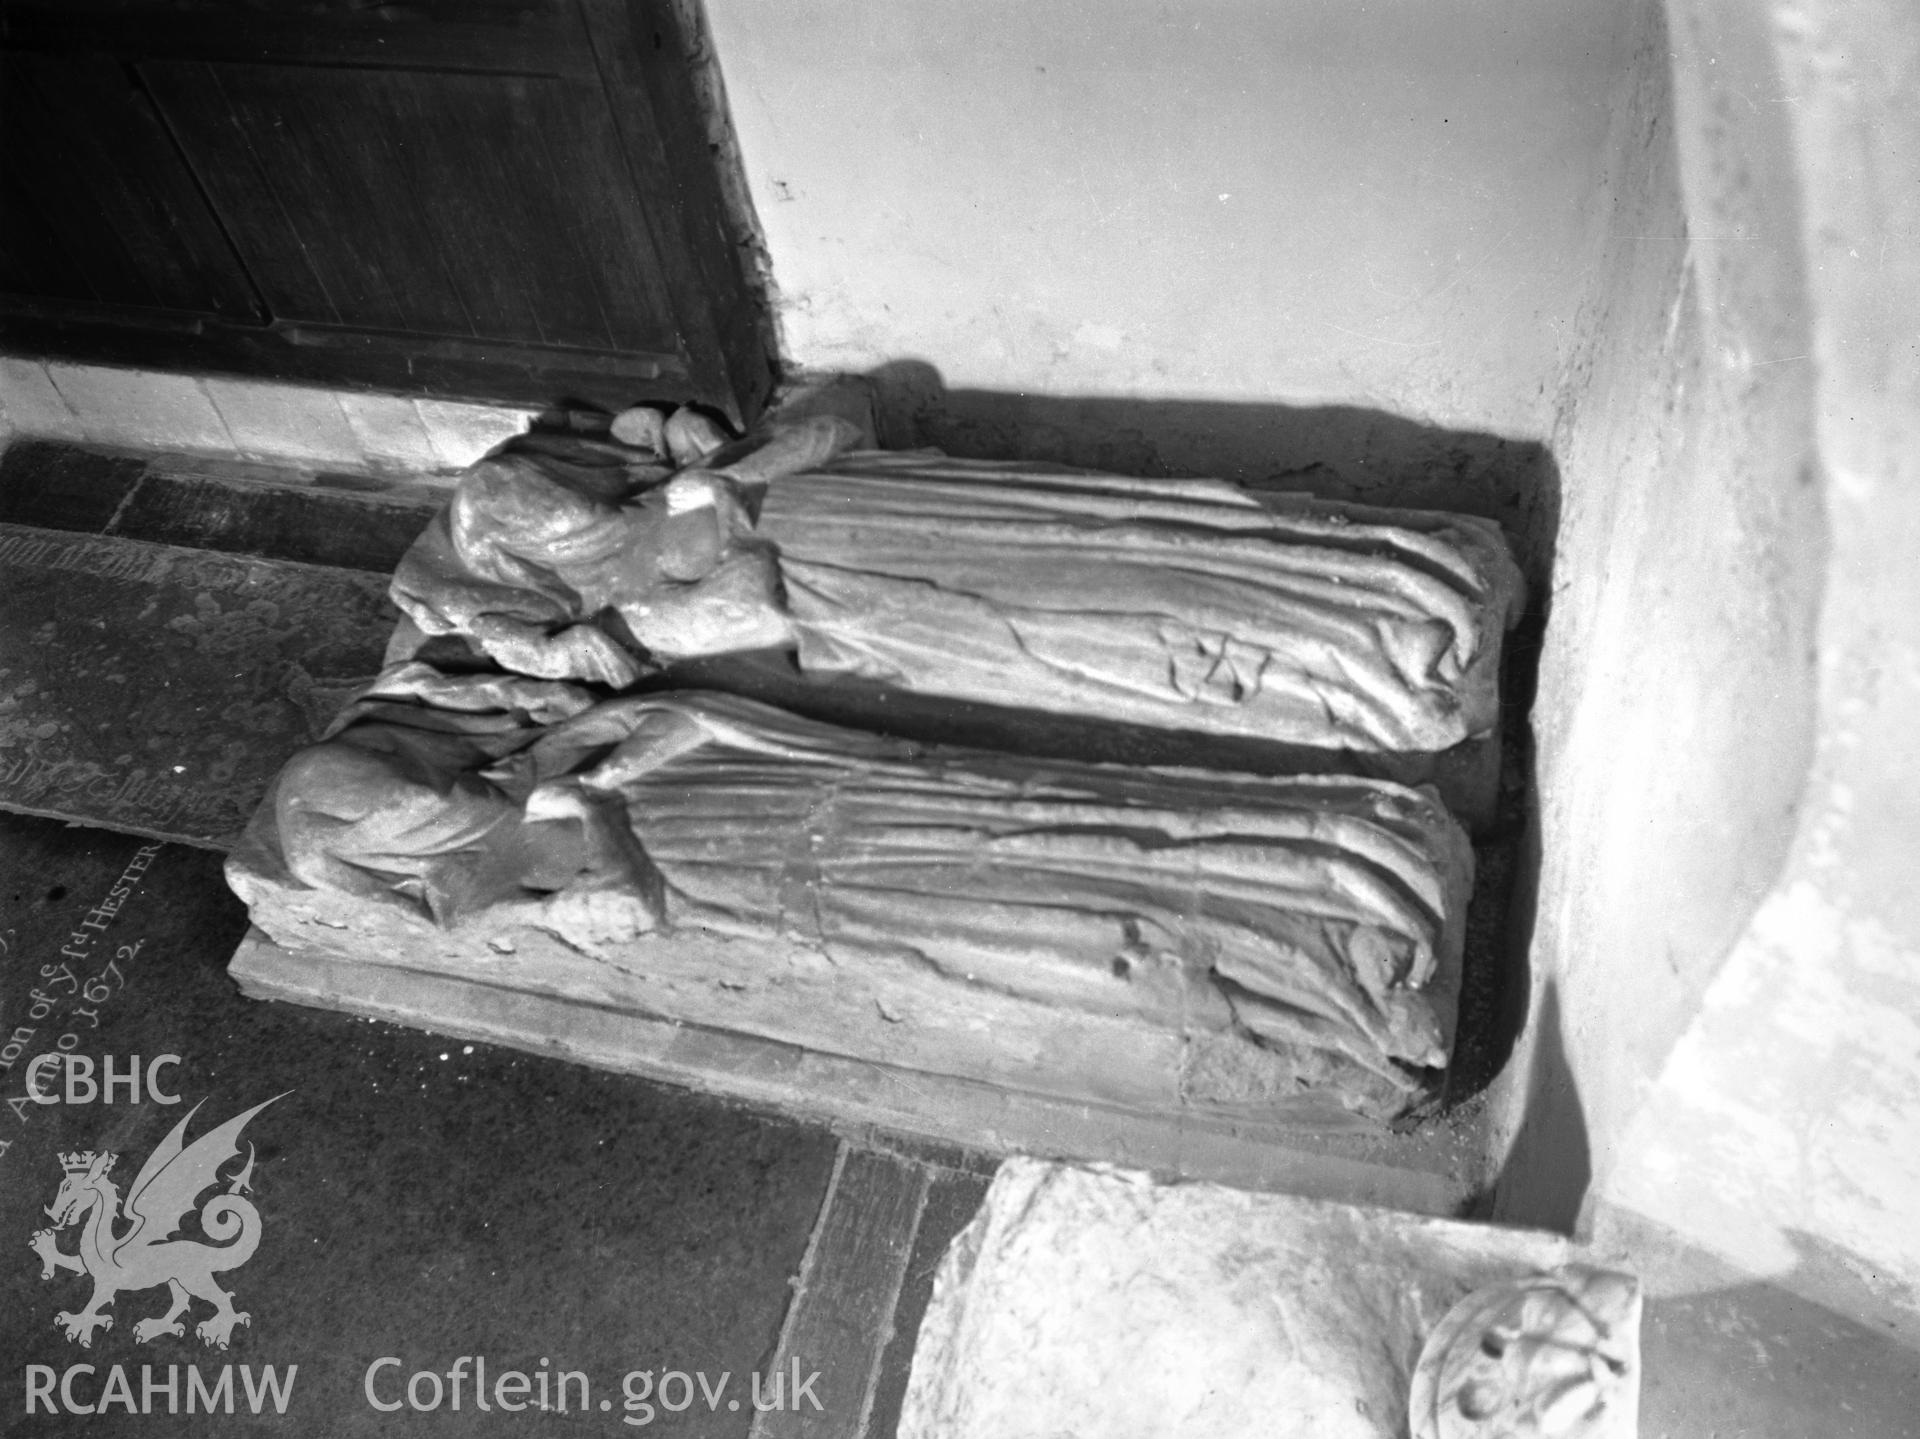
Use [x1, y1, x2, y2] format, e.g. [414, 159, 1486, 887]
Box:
[605, 401, 731, 464]
[1409, 1264, 1642, 1439]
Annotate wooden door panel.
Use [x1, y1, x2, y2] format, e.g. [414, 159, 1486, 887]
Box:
[0, 53, 260, 319]
[0, 0, 772, 421]
[140, 60, 460, 334]
[140, 61, 683, 354]
[361, 74, 559, 347]
[346, 68, 681, 353]
[0, 151, 90, 304]
[1, 0, 591, 78]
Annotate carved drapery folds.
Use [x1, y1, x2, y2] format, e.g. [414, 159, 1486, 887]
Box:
[232, 680, 1473, 1118]
[767, 453, 1520, 755]
[229, 418, 1520, 1123]
[389, 420, 1523, 761]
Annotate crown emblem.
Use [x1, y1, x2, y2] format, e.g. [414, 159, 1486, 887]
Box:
[35, 1095, 285, 1351]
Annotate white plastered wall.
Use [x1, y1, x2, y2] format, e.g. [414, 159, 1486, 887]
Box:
[712, 0, 1920, 1343]
[1587, 0, 1920, 1343]
[705, 0, 1631, 437]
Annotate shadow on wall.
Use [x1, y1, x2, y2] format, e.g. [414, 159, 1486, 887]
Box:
[1485, 979, 1593, 1234]
[857, 358, 1563, 588]
[1639, 1262, 1920, 1436]
[1606, 1210, 1920, 1431]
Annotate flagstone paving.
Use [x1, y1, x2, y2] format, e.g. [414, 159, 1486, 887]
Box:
[0, 812, 985, 1437]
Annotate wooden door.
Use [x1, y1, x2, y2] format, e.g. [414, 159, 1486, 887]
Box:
[0, 0, 771, 423]
[0, 51, 262, 323]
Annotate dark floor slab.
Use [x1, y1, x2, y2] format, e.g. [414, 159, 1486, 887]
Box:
[109, 468, 436, 574]
[750, 1151, 926, 1439]
[0, 440, 440, 572]
[862, 1167, 990, 1439]
[0, 811, 844, 1437]
[0, 441, 147, 534]
[0, 523, 392, 846]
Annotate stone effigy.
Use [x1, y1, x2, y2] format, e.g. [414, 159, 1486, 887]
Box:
[229, 676, 1473, 1121]
[225, 408, 1510, 1129]
[386, 417, 1523, 813]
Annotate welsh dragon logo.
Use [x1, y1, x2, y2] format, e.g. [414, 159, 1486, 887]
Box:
[29, 1094, 286, 1349]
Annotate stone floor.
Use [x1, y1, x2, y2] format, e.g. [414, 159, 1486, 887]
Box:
[0, 809, 987, 1437]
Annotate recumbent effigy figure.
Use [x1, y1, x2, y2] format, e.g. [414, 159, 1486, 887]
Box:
[233, 676, 1474, 1120]
[228, 409, 1517, 1122]
[387, 413, 1523, 781]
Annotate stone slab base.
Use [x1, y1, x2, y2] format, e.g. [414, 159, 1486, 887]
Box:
[228, 927, 1479, 1215]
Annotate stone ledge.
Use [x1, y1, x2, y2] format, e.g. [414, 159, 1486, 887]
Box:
[228, 926, 1482, 1214]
